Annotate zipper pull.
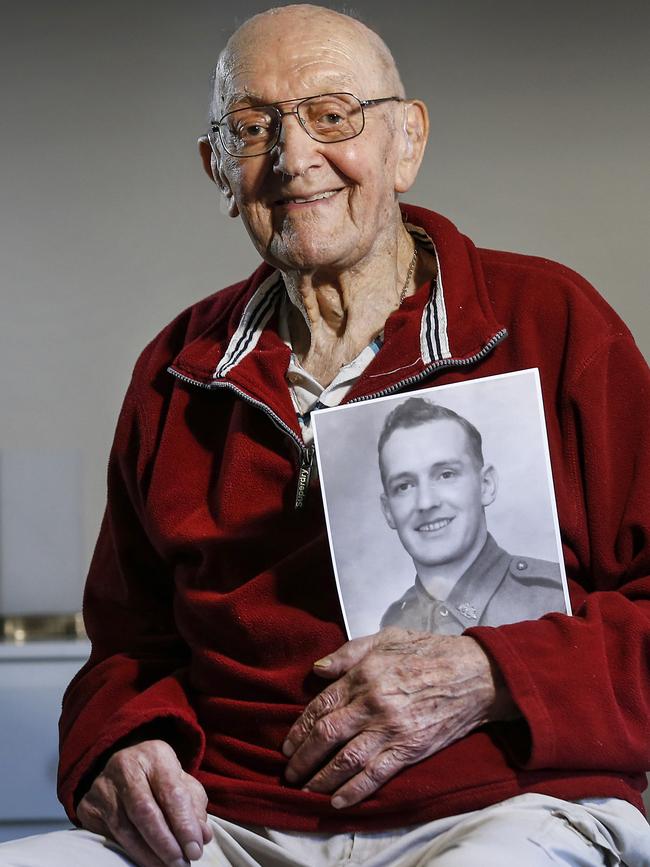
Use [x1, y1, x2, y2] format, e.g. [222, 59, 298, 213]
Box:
[294, 445, 314, 509]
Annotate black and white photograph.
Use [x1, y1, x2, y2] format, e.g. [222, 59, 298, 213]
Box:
[313, 369, 571, 639]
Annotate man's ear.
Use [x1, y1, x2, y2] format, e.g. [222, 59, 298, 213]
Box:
[197, 135, 239, 218]
[380, 492, 397, 530]
[394, 100, 429, 194]
[480, 464, 498, 507]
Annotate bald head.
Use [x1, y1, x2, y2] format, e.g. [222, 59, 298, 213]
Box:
[210, 4, 405, 119]
[201, 2, 429, 274]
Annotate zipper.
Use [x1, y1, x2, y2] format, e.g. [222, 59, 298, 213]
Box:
[346, 329, 508, 403]
[167, 327, 507, 510]
[167, 367, 315, 508]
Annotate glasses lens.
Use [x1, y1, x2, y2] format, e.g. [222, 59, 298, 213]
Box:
[221, 106, 279, 156]
[299, 93, 363, 142]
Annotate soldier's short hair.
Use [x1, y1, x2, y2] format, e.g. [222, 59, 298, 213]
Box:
[377, 397, 485, 488]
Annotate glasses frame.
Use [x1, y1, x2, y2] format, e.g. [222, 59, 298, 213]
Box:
[210, 92, 404, 158]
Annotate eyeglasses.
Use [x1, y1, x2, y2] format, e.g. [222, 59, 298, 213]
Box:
[209, 92, 403, 158]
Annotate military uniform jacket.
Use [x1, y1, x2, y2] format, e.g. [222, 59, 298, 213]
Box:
[381, 534, 566, 634]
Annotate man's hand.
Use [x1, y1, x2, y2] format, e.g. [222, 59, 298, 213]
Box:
[282, 628, 517, 809]
[77, 740, 212, 867]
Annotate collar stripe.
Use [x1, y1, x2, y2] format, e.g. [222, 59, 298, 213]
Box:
[406, 224, 451, 364]
[433, 279, 443, 359]
[214, 227, 451, 377]
[419, 237, 451, 364]
[214, 274, 283, 378]
[424, 277, 437, 360]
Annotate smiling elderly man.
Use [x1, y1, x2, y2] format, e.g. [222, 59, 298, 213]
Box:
[2, 4, 650, 867]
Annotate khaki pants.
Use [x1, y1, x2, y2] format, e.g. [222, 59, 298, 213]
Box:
[1, 794, 648, 866]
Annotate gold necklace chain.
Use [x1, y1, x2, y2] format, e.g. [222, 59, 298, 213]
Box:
[399, 244, 418, 305]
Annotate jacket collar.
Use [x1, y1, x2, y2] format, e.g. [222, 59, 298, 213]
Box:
[212, 218, 451, 382]
[444, 533, 510, 626]
[169, 205, 505, 415]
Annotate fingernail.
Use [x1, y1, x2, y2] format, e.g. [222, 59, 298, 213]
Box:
[331, 796, 346, 809]
[314, 656, 331, 668]
[285, 766, 298, 783]
[184, 841, 202, 861]
[170, 859, 189, 867]
[282, 739, 295, 757]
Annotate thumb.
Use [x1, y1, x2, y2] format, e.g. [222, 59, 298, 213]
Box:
[312, 633, 379, 678]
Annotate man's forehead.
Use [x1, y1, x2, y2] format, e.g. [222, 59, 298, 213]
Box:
[212, 5, 402, 113]
[219, 67, 360, 110]
[385, 419, 475, 461]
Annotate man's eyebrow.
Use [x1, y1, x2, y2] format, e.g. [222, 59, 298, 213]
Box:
[219, 91, 265, 113]
[229, 91, 264, 105]
[386, 460, 465, 486]
[386, 471, 415, 483]
[430, 460, 465, 470]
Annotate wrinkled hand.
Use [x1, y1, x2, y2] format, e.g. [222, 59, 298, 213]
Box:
[282, 628, 516, 809]
[77, 739, 212, 867]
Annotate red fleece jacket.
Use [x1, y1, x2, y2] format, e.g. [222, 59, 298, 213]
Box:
[58, 206, 650, 831]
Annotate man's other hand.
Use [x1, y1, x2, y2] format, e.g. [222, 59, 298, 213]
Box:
[282, 628, 517, 809]
[77, 739, 212, 867]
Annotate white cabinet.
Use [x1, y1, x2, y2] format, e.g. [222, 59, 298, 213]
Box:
[0, 640, 90, 842]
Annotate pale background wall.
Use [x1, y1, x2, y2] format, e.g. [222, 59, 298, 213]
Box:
[1, 0, 648, 600]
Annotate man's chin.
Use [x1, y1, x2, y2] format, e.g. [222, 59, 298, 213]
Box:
[266, 238, 355, 274]
[409, 545, 460, 571]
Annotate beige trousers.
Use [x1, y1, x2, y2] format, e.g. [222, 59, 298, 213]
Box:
[0, 794, 648, 866]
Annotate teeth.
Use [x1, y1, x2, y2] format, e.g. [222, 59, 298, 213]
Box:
[418, 518, 452, 532]
[289, 190, 338, 204]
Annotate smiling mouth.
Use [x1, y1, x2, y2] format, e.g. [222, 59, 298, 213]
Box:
[416, 517, 454, 533]
[276, 189, 342, 205]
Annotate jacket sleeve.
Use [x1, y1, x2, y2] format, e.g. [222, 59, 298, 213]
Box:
[468, 333, 650, 775]
[57, 367, 205, 823]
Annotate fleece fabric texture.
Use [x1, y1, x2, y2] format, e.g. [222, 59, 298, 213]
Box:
[58, 205, 650, 832]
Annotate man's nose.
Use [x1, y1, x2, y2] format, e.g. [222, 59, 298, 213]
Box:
[271, 111, 321, 177]
[416, 481, 442, 512]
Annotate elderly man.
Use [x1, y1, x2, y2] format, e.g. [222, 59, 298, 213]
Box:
[378, 397, 566, 633]
[2, 4, 649, 866]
